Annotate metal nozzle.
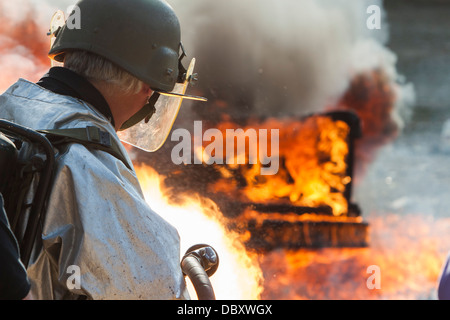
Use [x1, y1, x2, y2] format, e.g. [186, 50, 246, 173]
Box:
[182, 244, 219, 277]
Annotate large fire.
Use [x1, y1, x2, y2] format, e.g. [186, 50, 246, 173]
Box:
[208, 115, 353, 217]
[259, 214, 450, 300]
[135, 164, 265, 300]
[130, 67, 450, 300]
[1, 0, 449, 300]
[134, 163, 450, 300]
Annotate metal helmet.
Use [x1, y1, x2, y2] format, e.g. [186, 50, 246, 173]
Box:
[49, 0, 181, 92]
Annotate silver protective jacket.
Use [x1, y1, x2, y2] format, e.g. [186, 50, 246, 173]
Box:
[0, 79, 190, 300]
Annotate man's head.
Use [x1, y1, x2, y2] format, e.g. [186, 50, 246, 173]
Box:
[64, 50, 153, 130]
[49, 0, 183, 131]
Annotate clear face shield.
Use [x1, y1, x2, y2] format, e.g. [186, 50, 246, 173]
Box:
[118, 50, 207, 152]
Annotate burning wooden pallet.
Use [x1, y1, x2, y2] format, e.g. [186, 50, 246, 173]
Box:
[228, 205, 369, 251]
[140, 110, 370, 250]
[204, 111, 369, 250]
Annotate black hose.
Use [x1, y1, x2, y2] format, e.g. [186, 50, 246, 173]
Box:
[181, 255, 216, 300]
[181, 245, 219, 301]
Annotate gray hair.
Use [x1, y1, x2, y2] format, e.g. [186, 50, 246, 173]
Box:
[64, 50, 145, 95]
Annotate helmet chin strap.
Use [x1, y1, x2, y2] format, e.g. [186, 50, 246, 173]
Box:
[119, 92, 161, 131]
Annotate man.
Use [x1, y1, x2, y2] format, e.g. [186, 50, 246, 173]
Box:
[438, 253, 450, 300]
[0, 194, 32, 300]
[0, 0, 202, 299]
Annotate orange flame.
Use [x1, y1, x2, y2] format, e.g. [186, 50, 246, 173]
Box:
[135, 164, 264, 300]
[134, 164, 450, 300]
[259, 214, 450, 300]
[208, 116, 352, 217]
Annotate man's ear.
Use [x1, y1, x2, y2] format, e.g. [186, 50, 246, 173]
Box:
[142, 84, 153, 96]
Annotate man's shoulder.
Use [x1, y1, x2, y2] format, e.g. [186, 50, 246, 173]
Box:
[3, 79, 76, 106]
[0, 79, 110, 131]
[56, 140, 133, 175]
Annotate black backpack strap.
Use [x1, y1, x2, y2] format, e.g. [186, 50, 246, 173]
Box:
[38, 127, 132, 170]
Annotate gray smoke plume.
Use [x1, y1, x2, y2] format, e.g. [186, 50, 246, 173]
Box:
[0, 0, 414, 125]
[169, 0, 414, 123]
